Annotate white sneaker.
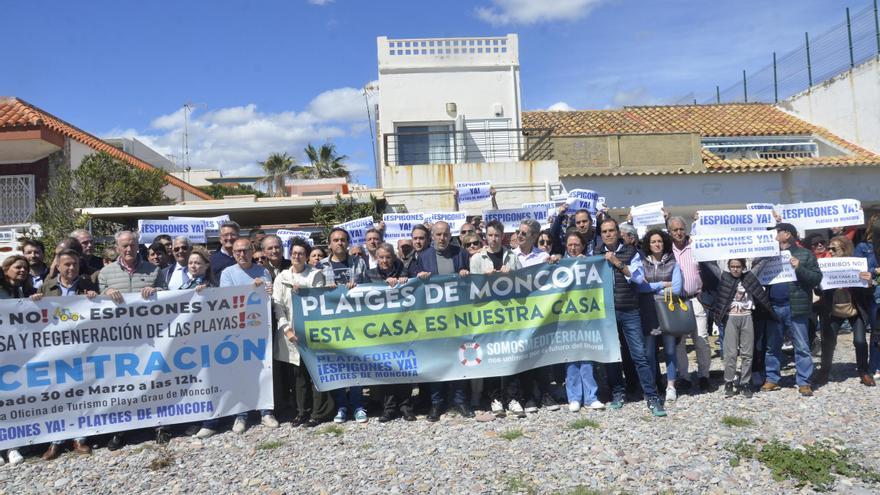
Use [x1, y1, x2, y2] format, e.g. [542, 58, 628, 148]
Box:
[8, 449, 23, 465]
[232, 417, 247, 434]
[874, 371, 880, 381]
[507, 399, 525, 416]
[194, 428, 216, 439]
[261, 414, 279, 428]
[490, 399, 505, 416]
[568, 401, 581, 412]
[665, 387, 677, 403]
[588, 400, 606, 410]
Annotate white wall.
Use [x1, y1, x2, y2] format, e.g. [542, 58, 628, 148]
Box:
[377, 35, 521, 174]
[68, 140, 94, 170]
[779, 57, 880, 154]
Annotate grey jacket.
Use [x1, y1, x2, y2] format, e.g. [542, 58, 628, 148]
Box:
[98, 258, 161, 294]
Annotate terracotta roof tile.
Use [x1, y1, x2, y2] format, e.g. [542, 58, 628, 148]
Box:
[524, 103, 880, 173]
[0, 97, 212, 200]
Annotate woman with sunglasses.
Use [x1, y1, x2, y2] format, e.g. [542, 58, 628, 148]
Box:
[537, 231, 553, 254]
[563, 231, 606, 412]
[461, 233, 484, 258]
[815, 236, 876, 386]
[266, 237, 333, 431]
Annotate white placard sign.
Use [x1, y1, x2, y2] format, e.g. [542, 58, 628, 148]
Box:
[425, 212, 467, 236]
[818, 257, 869, 290]
[275, 230, 313, 259]
[631, 201, 665, 228]
[691, 231, 780, 262]
[565, 189, 599, 214]
[334, 216, 375, 246]
[168, 215, 231, 235]
[777, 199, 863, 231]
[138, 219, 207, 245]
[483, 207, 546, 232]
[747, 203, 775, 211]
[522, 201, 563, 227]
[455, 181, 491, 203]
[0, 230, 15, 243]
[597, 197, 608, 211]
[757, 250, 797, 285]
[382, 213, 426, 242]
[696, 209, 776, 235]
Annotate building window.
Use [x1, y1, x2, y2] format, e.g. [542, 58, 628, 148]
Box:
[396, 125, 453, 165]
[0, 174, 36, 225]
[702, 136, 819, 160]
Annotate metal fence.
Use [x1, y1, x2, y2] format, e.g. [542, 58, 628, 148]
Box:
[383, 127, 553, 166]
[704, 1, 880, 104]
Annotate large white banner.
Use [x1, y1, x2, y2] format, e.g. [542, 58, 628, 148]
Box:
[696, 209, 776, 235]
[425, 212, 467, 236]
[138, 219, 207, 245]
[818, 257, 869, 290]
[757, 250, 797, 285]
[691, 231, 780, 262]
[631, 201, 665, 228]
[0, 286, 272, 450]
[335, 216, 375, 246]
[455, 181, 491, 203]
[168, 215, 231, 236]
[483, 207, 547, 232]
[777, 199, 864, 231]
[383, 213, 425, 242]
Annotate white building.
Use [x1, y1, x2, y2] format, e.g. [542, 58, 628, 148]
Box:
[375, 34, 561, 214]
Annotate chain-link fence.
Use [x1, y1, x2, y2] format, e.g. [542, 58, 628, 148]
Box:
[704, 1, 880, 104]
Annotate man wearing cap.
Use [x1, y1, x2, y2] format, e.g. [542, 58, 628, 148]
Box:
[761, 223, 823, 396]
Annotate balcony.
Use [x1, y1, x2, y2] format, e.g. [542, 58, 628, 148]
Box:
[383, 127, 553, 167]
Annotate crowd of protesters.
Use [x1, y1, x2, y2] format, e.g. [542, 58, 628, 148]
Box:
[2, 205, 879, 467]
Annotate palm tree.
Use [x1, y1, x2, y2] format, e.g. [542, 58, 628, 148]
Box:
[304, 143, 351, 180]
[256, 152, 303, 197]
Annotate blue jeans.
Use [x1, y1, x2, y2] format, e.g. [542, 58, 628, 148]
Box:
[565, 362, 598, 404]
[606, 309, 658, 401]
[765, 304, 812, 386]
[332, 386, 364, 413]
[430, 380, 466, 406]
[644, 327, 678, 382]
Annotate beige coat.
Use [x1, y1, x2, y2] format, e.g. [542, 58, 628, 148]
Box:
[272, 265, 325, 365]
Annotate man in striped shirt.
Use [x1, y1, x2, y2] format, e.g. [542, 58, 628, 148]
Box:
[668, 216, 713, 392]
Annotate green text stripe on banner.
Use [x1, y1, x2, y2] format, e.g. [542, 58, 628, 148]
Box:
[293, 257, 621, 391]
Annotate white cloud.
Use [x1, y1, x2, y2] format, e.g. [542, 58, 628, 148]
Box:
[547, 101, 575, 111]
[611, 87, 664, 107]
[100, 83, 378, 182]
[475, 0, 605, 26]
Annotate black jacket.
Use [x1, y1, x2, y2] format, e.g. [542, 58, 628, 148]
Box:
[707, 266, 773, 324]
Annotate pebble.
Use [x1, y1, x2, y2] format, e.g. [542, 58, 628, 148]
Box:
[1, 334, 878, 494]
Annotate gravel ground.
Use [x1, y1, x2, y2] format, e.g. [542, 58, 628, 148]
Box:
[2, 333, 879, 495]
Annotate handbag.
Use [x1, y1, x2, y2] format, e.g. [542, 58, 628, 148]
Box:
[653, 288, 697, 336]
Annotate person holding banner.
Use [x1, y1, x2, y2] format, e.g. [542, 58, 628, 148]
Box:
[210, 221, 241, 278]
[409, 221, 473, 421]
[319, 228, 370, 424]
[705, 258, 773, 399]
[365, 243, 417, 422]
[550, 206, 596, 256]
[211, 238, 277, 433]
[636, 229, 683, 404]
[411, 224, 431, 258]
[594, 218, 666, 417]
[761, 223, 823, 397]
[563, 231, 605, 413]
[469, 219, 523, 417]
[27, 248, 99, 459]
[269, 237, 334, 429]
[815, 236, 876, 387]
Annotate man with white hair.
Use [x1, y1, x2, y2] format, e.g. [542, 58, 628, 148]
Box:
[96, 230, 162, 450]
[159, 236, 193, 290]
[70, 228, 104, 274]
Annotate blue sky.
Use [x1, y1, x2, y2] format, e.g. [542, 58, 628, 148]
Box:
[4, 0, 866, 185]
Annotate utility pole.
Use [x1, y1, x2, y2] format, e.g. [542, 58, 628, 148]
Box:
[182, 102, 206, 180]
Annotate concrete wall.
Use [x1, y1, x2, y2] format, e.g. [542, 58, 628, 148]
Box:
[552, 133, 702, 175]
[779, 57, 880, 154]
[382, 159, 558, 215]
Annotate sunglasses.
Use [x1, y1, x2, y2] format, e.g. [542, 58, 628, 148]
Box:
[811, 241, 825, 247]
[172, 246, 190, 252]
[253, 256, 266, 262]
[465, 241, 481, 248]
[460, 230, 475, 235]
[538, 239, 549, 245]
[828, 246, 841, 253]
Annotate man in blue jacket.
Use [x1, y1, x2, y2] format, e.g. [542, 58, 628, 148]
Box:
[409, 221, 471, 421]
